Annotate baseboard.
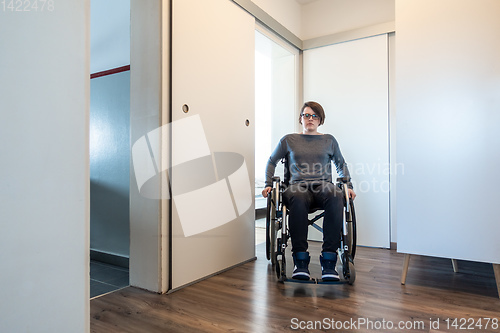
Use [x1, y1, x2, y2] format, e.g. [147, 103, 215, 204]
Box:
[90, 249, 129, 268]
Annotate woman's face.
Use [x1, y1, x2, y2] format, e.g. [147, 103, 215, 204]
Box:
[301, 106, 320, 133]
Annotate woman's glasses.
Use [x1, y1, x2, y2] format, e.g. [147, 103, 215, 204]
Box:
[301, 113, 319, 120]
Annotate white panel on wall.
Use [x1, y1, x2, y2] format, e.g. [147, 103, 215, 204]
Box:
[396, 0, 500, 264]
[171, 0, 255, 289]
[303, 34, 390, 248]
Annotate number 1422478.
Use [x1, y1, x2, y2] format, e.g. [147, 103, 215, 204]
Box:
[1, 0, 54, 12]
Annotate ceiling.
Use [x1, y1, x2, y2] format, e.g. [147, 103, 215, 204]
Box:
[294, 0, 320, 5]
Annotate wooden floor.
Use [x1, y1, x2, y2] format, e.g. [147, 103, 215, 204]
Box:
[90, 242, 499, 333]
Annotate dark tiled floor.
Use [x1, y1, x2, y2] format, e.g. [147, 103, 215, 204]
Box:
[90, 261, 129, 299]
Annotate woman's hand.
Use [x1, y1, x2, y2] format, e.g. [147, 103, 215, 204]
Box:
[262, 186, 272, 198]
[348, 188, 356, 200]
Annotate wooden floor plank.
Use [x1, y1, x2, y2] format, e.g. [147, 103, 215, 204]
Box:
[91, 243, 500, 333]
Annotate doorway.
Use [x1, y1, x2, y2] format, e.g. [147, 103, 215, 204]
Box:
[89, 0, 131, 298]
[254, 26, 299, 245]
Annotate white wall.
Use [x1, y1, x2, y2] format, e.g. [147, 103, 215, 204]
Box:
[0, 1, 90, 332]
[250, 0, 302, 38]
[90, 71, 130, 260]
[91, 0, 130, 73]
[396, 0, 500, 264]
[301, 0, 394, 40]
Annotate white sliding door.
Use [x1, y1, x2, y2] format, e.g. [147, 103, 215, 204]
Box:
[171, 0, 255, 289]
[303, 34, 390, 248]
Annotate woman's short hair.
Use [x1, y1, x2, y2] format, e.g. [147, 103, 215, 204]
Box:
[299, 101, 326, 125]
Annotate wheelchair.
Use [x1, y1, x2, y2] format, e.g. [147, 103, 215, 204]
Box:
[265, 173, 357, 284]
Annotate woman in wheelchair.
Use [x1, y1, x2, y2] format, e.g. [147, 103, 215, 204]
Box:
[262, 101, 356, 281]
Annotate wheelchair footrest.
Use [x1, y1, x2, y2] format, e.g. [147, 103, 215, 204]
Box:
[282, 277, 349, 285]
[317, 279, 348, 285]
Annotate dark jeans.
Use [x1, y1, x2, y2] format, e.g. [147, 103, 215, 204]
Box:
[283, 181, 344, 254]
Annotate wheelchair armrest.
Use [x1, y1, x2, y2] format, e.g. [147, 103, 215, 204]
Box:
[336, 176, 351, 184]
[272, 176, 281, 183]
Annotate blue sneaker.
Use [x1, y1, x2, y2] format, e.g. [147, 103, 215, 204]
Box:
[320, 252, 339, 281]
[292, 252, 310, 280]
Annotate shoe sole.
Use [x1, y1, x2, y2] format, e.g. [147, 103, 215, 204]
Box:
[292, 272, 311, 280]
[321, 274, 340, 281]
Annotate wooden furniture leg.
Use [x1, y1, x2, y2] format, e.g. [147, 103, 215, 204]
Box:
[451, 259, 459, 273]
[401, 253, 411, 285]
[493, 264, 500, 299]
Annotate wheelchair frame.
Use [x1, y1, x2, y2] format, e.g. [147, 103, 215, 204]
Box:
[266, 176, 357, 284]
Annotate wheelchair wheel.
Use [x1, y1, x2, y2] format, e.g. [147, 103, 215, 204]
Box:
[275, 254, 281, 279]
[266, 190, 278, 265]
[266, 195, 271, 260]
[345, 199, 357, 260]
[275, 237, 282, 279]
[280, 254, 286, 282]
[347, 260, 356, 285]
[275, 238, 286, 282]
[278, 205, 288, 282]
[342, 253, 356, 285]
